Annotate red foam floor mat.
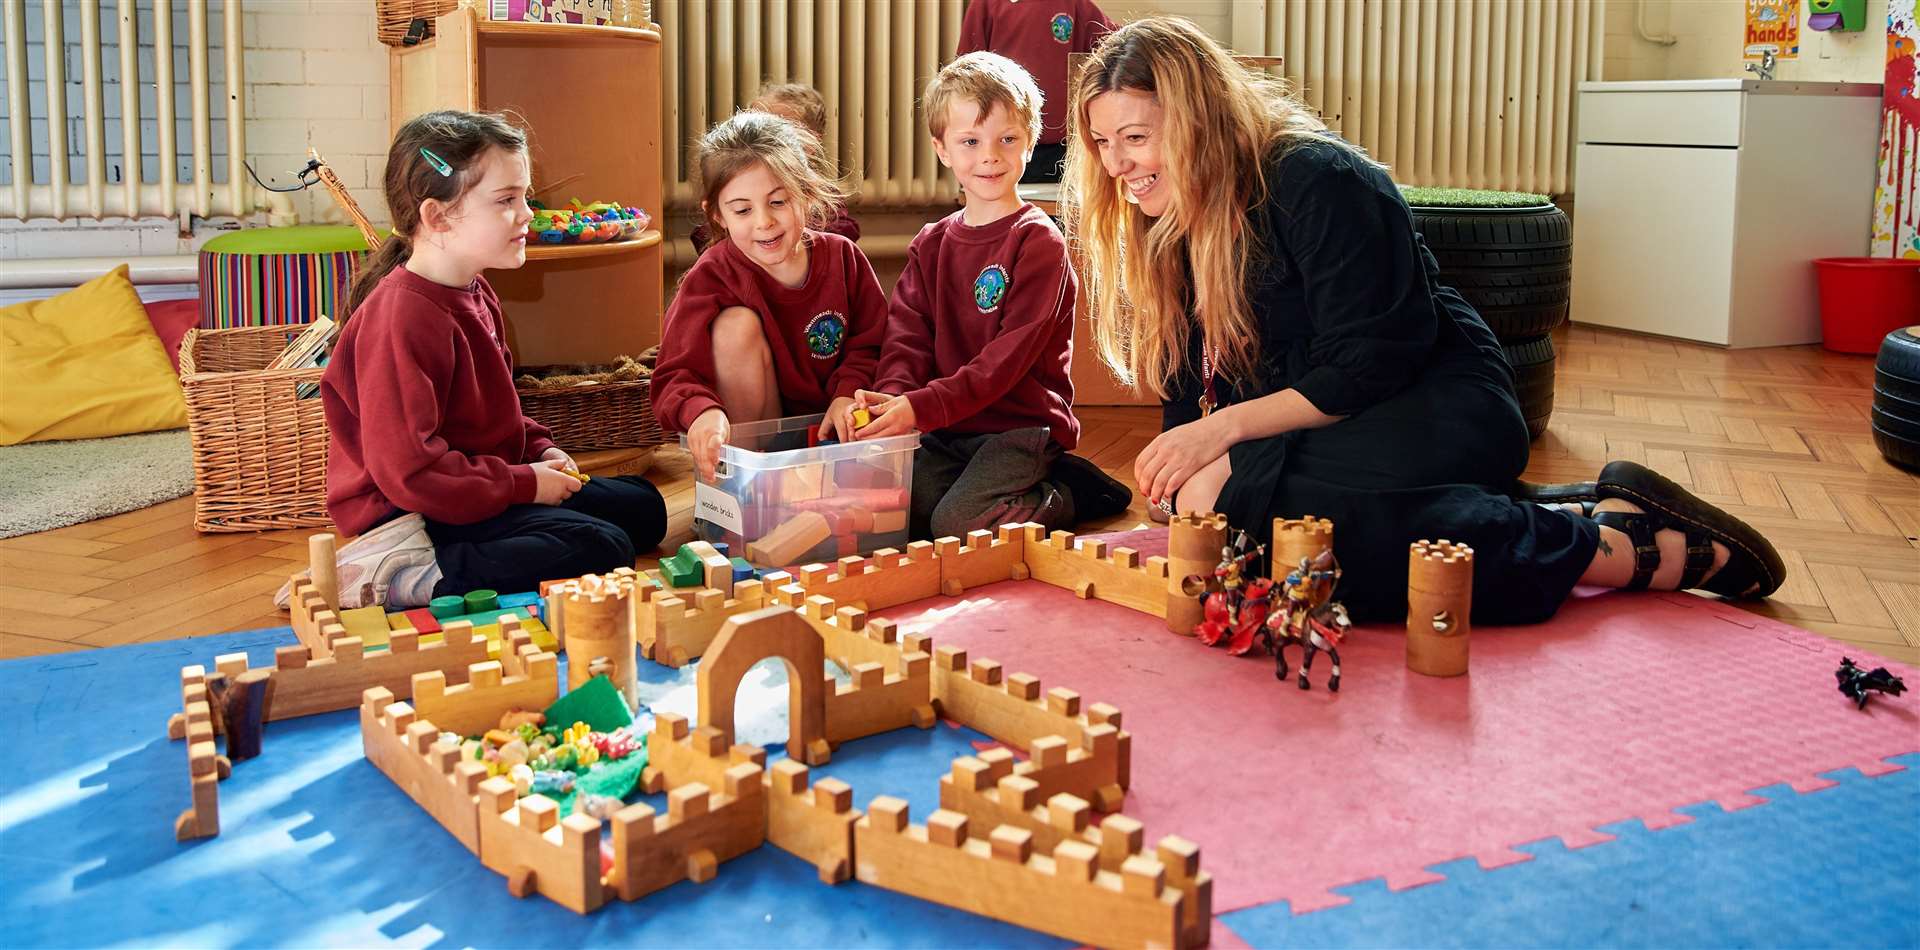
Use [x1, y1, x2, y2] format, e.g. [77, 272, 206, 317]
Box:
[877, 546, 1919, 914]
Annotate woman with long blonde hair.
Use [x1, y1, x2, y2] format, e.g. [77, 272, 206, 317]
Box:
[1062, 18, 1784, 623]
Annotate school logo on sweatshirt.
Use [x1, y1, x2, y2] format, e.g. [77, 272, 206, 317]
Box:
[1050, 13, 1073, 43]
[804, 310, 847, 359]
[974, 264, 1010, 313]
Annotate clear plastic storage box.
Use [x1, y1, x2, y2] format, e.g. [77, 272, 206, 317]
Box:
[681, 413, 920, 566]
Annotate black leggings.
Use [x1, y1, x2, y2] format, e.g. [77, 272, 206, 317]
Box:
[1214, 352, 1598, 625]
[423, 475, 667, 596]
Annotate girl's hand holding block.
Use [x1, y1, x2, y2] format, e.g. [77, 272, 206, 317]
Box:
[532, 459, 586, 505]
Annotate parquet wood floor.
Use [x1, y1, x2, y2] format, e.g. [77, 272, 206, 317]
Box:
[3, 325, 1914, 664]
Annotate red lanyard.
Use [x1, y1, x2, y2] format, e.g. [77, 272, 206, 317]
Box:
[1199, 345, 1218, 417]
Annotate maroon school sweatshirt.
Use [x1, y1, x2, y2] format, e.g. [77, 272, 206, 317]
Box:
[652, 230, 888, 432]
[957, 0, 1117, 146]
[871, 203, 1079, 449]
[322, 267, 556, 536]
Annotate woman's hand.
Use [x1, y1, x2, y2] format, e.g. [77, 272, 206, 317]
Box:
[852, 390, 916, 440]
[1135, 414, 1236, 507]
[540, 446, 579, 476]
[532, 459, 585, 505]
[687, 408, 731, 481]
[818, 396, 858, 443]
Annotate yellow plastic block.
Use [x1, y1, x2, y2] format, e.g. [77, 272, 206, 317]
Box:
[339, 605, 391, 648]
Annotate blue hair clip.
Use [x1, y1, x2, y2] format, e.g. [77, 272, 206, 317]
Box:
[420, 148, 453, 177]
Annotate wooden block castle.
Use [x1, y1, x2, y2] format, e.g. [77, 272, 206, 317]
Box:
[355, 518, 1227, 947]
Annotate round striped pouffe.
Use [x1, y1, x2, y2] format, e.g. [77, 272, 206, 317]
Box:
[197, 226, 376, 329]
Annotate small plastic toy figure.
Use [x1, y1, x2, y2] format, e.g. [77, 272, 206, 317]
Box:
[1836, 657, 1908, 709]
[1263, 550, 1350, 691]
[1195, 576, 1275, 655]
[1193, 532, 1267, 648]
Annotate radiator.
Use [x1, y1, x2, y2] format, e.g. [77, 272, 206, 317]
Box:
[1233, 0, 1604, 195]
[2, 0, 271, 221]
[658, 0, 963, 208]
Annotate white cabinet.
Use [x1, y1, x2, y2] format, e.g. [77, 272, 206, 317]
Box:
[1570, 80, 1882, 347]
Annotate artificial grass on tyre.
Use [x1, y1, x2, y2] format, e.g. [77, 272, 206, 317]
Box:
[1399, 185, 1552, 209]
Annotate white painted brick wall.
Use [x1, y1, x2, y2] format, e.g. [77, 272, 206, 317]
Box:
[14, 0, 394, 264]
[246, 0, 394, 229]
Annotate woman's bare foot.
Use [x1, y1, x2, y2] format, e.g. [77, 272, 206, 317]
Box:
[1579, 498, 1732, 590]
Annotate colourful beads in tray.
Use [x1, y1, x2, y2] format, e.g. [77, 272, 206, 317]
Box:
[528, 199, 652, 244]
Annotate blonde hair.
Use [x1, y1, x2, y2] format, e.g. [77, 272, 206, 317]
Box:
[749, 83, 829, 138]
[1061, 17, 1364, 398]
[924, 51, 1043, 146]
[695, 110, 848, 237]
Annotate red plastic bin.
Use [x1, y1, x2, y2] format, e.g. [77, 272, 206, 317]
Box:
[1814, 257, 1920, 354]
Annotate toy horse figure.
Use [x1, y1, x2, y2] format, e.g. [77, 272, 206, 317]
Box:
[1270, 599, 1351, 691]
[1263, 550, 1350, 691]
[1189, 532, 1272, 654]
[1196, 577, 1275, 655]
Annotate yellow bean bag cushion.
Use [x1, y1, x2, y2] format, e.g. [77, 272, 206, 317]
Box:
[0, 265, 188, 445]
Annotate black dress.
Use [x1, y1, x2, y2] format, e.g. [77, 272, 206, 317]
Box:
[1163, 139, 1598, 624]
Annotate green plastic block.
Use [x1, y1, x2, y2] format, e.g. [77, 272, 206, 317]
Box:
[428, 595, 466, 619]
[661, 544, 704, 588]
[464, 589, 500, 613]
[436, 606, 538, 633]
[542, 674, 633, 734]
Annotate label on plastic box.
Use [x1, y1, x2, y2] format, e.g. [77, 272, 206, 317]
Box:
[694, 481, 745, 536]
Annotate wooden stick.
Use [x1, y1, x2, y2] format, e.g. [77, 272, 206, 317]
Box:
[308, 533, 339, 613]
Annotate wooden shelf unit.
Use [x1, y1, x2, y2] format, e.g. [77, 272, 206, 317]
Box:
[390, 8, 664, 365]
[523, 229, 663, 261]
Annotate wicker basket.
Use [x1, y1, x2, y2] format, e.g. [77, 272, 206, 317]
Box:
[180, 324, 332, 532]
[376, 0, 458, 46]
[516, 372, 663, 452]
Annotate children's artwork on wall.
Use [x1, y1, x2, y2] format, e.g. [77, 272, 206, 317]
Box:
[1745, 0, 1802, 59]
[1872, 0, 1919, 259]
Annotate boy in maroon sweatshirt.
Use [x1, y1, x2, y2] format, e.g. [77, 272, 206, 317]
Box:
[855, 52, 1083, 540]
[958, 0, 1116, 184]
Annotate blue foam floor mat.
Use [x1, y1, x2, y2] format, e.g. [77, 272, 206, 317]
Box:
[0, 629, 1064, 948]
[1223, 753, 1920, 948]
[4, 628, 1916, 947]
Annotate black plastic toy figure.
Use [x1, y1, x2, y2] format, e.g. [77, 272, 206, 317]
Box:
[1836, 657, 1907, 710]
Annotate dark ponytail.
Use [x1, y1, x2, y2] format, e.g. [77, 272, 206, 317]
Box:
[346, 110, 528, 320]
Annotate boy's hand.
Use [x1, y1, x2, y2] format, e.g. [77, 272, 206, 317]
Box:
[532, 459, 585, 505]
[687, 408, 731, 481]
[852, 390, 916, 439]
[819, 396, 858, 443]
[540, 446, 579, 476]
